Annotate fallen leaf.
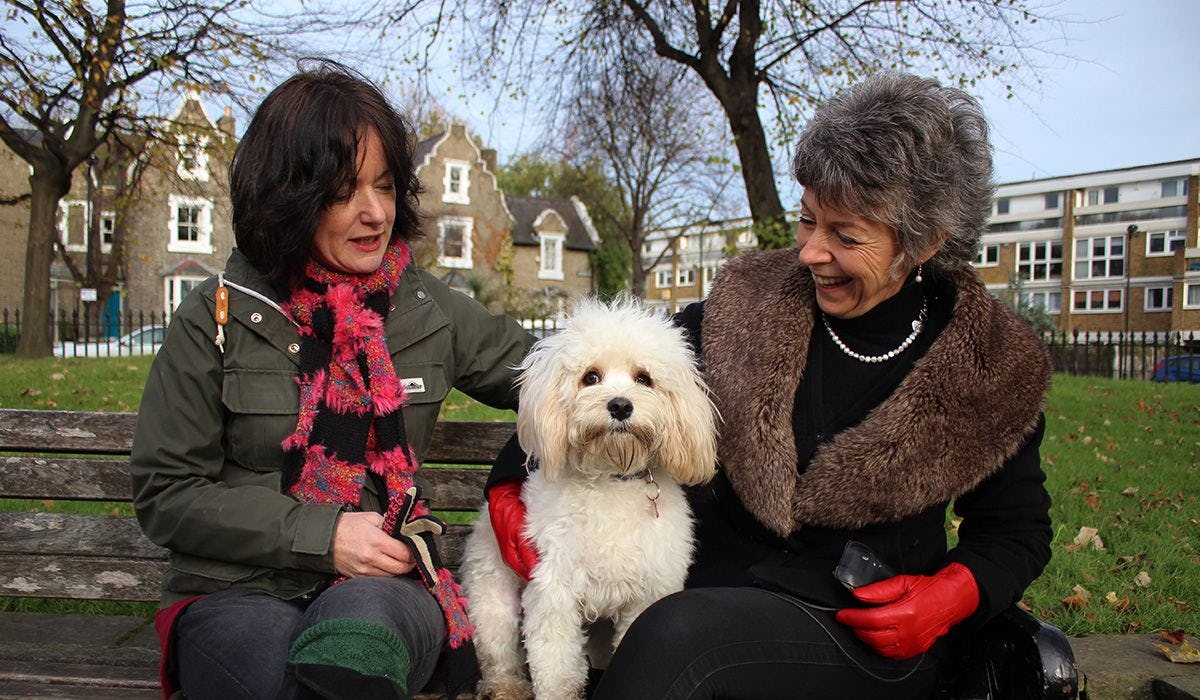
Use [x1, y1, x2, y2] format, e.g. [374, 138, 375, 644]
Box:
[1162, 630, 1187, 645]
[1067, 526, 1105, 552]
[1122, 487, 1139, 496]
[1134, 571, 1152, 588]
[1124, 621, 1142, 635]
[1016, 599, 1032, 612]
[1104, 591, 1131, 612]
[1084, 492, 1101, 511]
[1061, 584, 1091, 609]
[1152, 639, 1200, 664]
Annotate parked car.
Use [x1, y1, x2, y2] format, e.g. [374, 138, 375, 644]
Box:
[1152, 355, 1200, 383]
[53, 325, 167, 358]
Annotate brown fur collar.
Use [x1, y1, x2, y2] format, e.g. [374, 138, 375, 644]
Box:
[703, 248, 1050, 536]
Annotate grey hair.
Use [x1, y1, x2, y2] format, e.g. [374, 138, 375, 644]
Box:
[791, 71, 993, 277]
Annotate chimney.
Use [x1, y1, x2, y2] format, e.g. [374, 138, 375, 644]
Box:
[481, 148, 497, 173]
[218, 106, 236, 137]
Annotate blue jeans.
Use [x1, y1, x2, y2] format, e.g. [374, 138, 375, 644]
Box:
[173, 576, 445, 699]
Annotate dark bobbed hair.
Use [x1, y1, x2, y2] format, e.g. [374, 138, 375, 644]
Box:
[230, 60, 423, 286]
[791, 71, 994, 277]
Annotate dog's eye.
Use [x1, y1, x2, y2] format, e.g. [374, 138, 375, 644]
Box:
[582, 370, 601, 386]
[634, 372, 653, 387]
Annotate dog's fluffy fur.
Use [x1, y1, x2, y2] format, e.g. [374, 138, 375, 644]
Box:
[461, 297, 718, 700]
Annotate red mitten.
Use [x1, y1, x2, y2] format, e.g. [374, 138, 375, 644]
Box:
[835, 562, 979, 660]
[487, 480, 538, 581]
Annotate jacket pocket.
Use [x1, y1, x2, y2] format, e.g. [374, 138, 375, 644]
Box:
[222, 369, 298, 473]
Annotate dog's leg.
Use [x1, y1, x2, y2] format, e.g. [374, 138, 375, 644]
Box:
[462, 515, 533, 700]
[522, 580, 589, 700]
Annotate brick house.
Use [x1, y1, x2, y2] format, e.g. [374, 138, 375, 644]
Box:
[412, 123, 598, 313]
[1, 112, 599, 337]
[645, 159, 1200, 337]
[0, 93, 235, 334]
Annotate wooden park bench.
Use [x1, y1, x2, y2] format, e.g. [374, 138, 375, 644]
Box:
[0, 407, 1084, 699]
[0, 407, 510, 699]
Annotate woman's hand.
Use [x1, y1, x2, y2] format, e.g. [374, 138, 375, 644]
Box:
[487, 480, 538, 581]
[835, 562, 979, 659]
[332, 511, 416, 577]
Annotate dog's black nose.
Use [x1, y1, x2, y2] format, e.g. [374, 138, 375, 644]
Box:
[607, 397, 633, 421]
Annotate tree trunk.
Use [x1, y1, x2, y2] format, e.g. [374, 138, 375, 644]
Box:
[720, 84, 794, 250]
[16, 169, 71, 357]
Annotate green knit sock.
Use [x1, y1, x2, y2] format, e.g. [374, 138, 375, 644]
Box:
[288, 618, 411, 698]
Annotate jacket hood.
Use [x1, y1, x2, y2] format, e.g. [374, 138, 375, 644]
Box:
[702, 248, 1050, 537]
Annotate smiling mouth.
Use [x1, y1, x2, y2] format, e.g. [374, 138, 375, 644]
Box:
[812, 273, 850, 288]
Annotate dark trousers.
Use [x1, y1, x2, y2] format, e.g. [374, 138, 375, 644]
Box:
[173, 576, 445, 699]
[592, 587, 943, 700]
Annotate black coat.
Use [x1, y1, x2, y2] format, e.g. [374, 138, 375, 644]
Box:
[688, 249, 1052, 632]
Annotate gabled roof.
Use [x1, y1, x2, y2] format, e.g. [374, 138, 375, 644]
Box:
[507, 195, 597, 251]
[160, 258, 218, 278]
[413, 134, 440, 166]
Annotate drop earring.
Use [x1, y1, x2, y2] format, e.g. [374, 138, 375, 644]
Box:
[915, 264, 924, 284]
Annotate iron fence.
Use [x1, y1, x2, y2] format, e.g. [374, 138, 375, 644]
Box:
[1041, 330, 1198, 382]
[1, 307, 563, 358]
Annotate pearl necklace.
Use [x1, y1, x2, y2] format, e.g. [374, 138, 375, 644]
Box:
[822, 297, 928, 364]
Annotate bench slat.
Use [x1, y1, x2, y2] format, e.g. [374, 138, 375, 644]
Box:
[0, 410, 136, 455]
[0, 512, 470, 600]
[0, 457, 134, 501]
[0, 408, 514, 465]
[0, 457, 490, 509]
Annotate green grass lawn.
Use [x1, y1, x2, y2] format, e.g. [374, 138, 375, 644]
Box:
[1, 356, 1195, 636]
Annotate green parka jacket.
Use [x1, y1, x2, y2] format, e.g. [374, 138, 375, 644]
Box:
[131, 250, 533, 606]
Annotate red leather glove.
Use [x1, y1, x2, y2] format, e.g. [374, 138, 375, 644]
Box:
[487, 480, 538, 581]
[835, 562, 979, 660]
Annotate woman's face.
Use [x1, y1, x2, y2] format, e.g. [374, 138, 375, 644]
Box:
[310, 129, 396, 275]
[796, 190, 906, 319]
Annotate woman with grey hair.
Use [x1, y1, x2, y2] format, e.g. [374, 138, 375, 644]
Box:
[487, 71, 1053, 697]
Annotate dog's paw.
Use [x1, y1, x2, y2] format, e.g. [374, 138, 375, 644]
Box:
[476, 678, 534, 700]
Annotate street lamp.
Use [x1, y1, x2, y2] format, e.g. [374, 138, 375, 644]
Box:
[1123, 224, 1139, 378]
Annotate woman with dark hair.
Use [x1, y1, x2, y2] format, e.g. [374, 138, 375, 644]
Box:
[486, 71, 1053, 698]
[131, 62, 532, 699]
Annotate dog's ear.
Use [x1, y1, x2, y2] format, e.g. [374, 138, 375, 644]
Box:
[658, 364, 719, 486]
[515, 340, 571, 482]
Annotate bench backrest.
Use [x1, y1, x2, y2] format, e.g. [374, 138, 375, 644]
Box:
[0, 408, 512, 603]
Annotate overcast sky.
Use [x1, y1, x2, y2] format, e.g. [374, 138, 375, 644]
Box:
[979, 0, 1200, 184]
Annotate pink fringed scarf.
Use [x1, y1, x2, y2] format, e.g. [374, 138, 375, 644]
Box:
[281, 240, 474, 653]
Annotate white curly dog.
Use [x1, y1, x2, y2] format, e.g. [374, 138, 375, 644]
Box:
[461, 297, 718, 700]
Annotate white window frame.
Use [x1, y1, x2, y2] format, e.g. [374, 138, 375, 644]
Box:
[655, 269, 672, 288]
[163, 275, 206, 317]
[57, 200, 87, 252]
[1146, 230, 1186, 257]
[442, 160, 470, 204]
[437, 216, 473, 268]
[1017, 240, 1062, 281]
[100, 211, 115, 253]
[1019, 290, 1061, 314]
[166, 195, 214, 254]
[1143, 285, 1173, 312]
[1161, 178, 1187, 199]
[1185, 283, 1200, 310]
[538, 233, 565, 281]
[676, 268, 695, 286]
[736, 229, 755, 246]
[177, 135, 211, 182]
[1071, 287, 1123, 313]
[974, 244, 1000, 268]
[1073, 235, 1124, 280]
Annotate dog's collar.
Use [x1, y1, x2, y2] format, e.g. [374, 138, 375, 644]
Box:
[610, 469, 652, 482]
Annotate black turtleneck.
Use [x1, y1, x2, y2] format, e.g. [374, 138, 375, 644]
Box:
[792, 274, 954, 475]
